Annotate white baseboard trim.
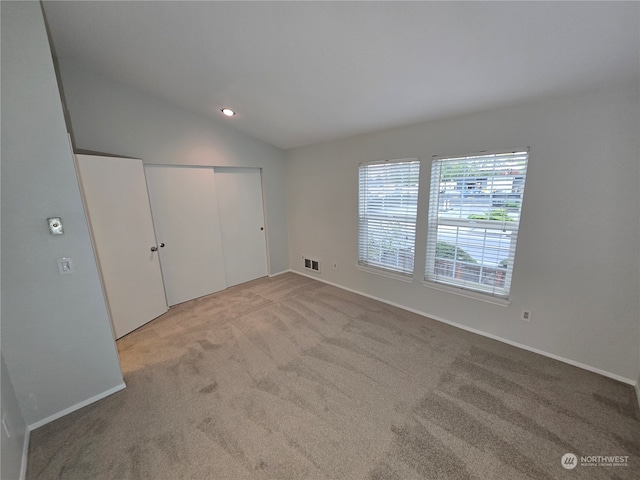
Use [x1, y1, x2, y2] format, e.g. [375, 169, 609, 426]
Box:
[19, 427, 31, 480]
[27, 382, 126, 431]
[293, 270, 637, 386]
[269, 269, 292, 277]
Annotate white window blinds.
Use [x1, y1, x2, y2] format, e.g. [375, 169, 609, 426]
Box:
[425, 149, 529, 297]
[358, 159, 420, 275]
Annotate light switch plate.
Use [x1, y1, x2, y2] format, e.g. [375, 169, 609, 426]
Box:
[48, 217, 64, 235]
[57, 257, 74, 275]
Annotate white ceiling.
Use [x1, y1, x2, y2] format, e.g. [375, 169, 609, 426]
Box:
[42, 1, 639, 150]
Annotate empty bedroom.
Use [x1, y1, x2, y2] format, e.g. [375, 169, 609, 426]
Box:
[1, 1, 639, 479]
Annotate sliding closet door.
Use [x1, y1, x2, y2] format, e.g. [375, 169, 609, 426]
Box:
[215, 168, 269, 286]
[144, 166, 227, 306]
[76, 155, 168, 339]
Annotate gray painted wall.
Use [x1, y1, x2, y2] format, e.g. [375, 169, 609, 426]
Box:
[1, 354, 27, 480]
[55, 58, 289, 276]
[286, 85, 640, 382]
[1, 1, 124, 427]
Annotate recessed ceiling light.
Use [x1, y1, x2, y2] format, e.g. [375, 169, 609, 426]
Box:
[221, 108, 236, 117]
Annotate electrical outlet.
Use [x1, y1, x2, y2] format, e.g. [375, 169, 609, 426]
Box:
[332, 262, 338, 269]
[521, 310, 532, 322]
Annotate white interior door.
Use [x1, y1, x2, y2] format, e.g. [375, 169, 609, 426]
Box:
[75, 155, 168, 339]
[145, 165, 227, 306]
[215, 167, 269, 286]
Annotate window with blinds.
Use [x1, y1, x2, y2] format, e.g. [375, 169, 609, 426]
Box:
[358, 159, 420, 275]
[425, 149, 529, 297]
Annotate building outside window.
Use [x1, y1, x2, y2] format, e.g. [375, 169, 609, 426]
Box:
[425, 149, 529, 298]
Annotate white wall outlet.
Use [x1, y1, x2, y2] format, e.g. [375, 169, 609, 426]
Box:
[521, 309, 532, 321]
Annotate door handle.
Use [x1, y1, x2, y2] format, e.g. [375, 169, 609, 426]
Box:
[151, 243, 165, 252]
[260, 227, 264, 231]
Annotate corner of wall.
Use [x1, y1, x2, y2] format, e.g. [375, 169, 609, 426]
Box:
[2, 0, 124, 429]
[1, 354, 29, 480]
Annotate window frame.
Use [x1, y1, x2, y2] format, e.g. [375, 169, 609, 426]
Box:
[357, 158, 421, 277]
[424, 148, 529, 299]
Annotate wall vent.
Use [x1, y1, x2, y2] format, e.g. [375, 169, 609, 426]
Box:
[303, 257, 321, 272]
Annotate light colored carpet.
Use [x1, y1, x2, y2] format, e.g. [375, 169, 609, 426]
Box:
[27, 273, 639, 479]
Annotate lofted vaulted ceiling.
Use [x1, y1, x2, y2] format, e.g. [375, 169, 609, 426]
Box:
[42, 1, 639, 150]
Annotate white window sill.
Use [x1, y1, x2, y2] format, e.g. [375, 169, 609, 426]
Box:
[356, 264, 415, 283]
[422, 280, 511, 307]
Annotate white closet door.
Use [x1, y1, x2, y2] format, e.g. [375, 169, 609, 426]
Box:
[215, 168, 269, 286]
[76, 155, 168, 339]
[144, 166, 227, 306]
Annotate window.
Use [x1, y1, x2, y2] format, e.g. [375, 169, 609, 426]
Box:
[425, 149, 529, 297]
[358, 159, 420, 275]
